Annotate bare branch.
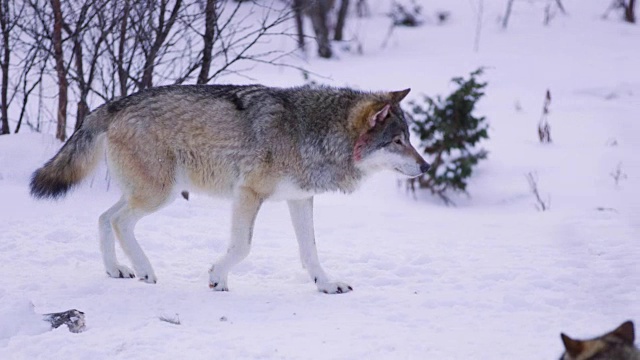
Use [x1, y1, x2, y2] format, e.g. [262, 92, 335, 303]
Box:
[526, 172, 550, 211]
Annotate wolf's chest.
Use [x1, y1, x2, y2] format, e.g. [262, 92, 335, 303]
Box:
[267, 179, 317, 201]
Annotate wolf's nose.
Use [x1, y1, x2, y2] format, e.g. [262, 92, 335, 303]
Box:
[420, 163, 430, 173]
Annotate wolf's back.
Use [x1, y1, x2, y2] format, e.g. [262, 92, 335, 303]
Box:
[30, 108, 110, 199]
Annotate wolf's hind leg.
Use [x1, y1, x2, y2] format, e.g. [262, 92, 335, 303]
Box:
[99, 198, 135, 279]
[111, 201, 159, 283]
[288, 198, 352, 294]
[209, 187, 263, 291]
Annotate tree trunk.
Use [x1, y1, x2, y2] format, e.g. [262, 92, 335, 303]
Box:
[292, 0, 305, 51]
[307, 0, 332, 58]
[625, 0, 636, 23]
[118, 0, 130, 97]
[197, 0, 216, 84]
[76, 100, 89, 130]
[502, 0, 515, 29]
[72, 38, 88, 130]
[50, 0, 68, 141]
[0, 0, 10, 135]
[356, 0, 369, 17]
[334, 0, 349, 41]
[554, 0, 567, 15]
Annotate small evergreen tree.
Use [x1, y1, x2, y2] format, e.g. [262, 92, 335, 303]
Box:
[408, 68, 489, 205]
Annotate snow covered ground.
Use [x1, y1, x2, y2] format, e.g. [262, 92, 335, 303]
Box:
[1, 0, 638, 358]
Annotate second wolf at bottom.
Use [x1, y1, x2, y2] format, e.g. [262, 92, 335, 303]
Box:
[29, 84, 430, 294]
[560, 320, 640, 360]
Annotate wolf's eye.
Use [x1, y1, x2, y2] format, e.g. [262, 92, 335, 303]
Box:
[393, 138, 403, 145]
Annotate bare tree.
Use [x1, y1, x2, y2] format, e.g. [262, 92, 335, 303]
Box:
[334, 0, 349, 41]
[554, 0, 567, 15]
[98, 0, 298, 93]
[9, 0, 300, 141]
[50, 0, 68, 141]
[14, 48, 48, 134]
[22, 0, 117, 137]
[106, 0, 194, 93]
[306, 0, 333, 58]
[526, 172, 550, 211]
[138, 0, 183, 90]
[89, 0, 121, 101]
[0, 0, 23, 135]
[625, 0, 636, 23]
[602, 0, 636, 24]
[0, 0, 9, 135]
[292, 0, 305, 51]
[605, 0, 636, 22]
[502, 0, 515, 29]
[13, 1, 50, 134]
[293, 0, 338, 58]
[356, 0, 370, 18]
[62, 1, 92, 130]
[473, 0, 484, 52]
[503, 0, 567, 28]
[101, 0, 175, 96]
[181, 1, 299, 83]
[544, 0, 567, 26]
[115, 0, 130, 97]
[27, 0, 102, 138]
[196, 0, 217, 84]
[96, 0, 188, 96]
[61, 0, 117, 129]
[538, 89, 552, 143]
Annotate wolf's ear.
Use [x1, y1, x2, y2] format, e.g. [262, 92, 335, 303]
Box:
[561, 333, 583, 357]
[611, 321, 635, 344]
[389, 88, 411, 103]
[368, 103, 391, 128]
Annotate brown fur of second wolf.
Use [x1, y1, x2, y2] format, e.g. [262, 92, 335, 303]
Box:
[560, 321, 640, 360]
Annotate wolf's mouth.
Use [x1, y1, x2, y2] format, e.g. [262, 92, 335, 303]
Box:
[394, 167, 422, 178]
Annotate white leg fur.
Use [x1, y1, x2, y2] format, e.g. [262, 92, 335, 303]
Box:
[288, 197, 352, 294]
[110, 204, 157, 283]
[99, 198, 136, 279]
[209, 187, 263, 291]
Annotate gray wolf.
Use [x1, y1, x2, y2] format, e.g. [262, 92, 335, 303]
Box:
[30, 84, 429, 294]
[560, 320, 639, 360]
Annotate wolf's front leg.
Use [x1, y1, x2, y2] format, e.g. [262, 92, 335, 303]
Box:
[288, 197, 352, 294]
[209, 187, 263, 291]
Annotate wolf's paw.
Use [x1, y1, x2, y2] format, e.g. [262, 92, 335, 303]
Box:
[316, 281, 353, 294]
[106, 264, 136, 279]
[208, 280, 229, 292]
[138, 273, 157, 284]
[208, 267, 229, 292]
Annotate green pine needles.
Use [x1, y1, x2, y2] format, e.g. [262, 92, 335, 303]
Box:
[408, 68, 489, 205]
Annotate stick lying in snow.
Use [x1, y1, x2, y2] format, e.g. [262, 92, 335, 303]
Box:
[42, 309, 86, 333]
[0, 297, 86, 338]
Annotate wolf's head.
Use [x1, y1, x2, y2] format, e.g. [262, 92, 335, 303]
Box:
[351, 89, 429, 178]
[560, 320, 638, 360]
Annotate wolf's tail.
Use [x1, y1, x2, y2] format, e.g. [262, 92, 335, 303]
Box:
[30, 108, 110, 199]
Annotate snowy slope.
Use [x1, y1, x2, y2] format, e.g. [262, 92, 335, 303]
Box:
[1, 0, 639, 359]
